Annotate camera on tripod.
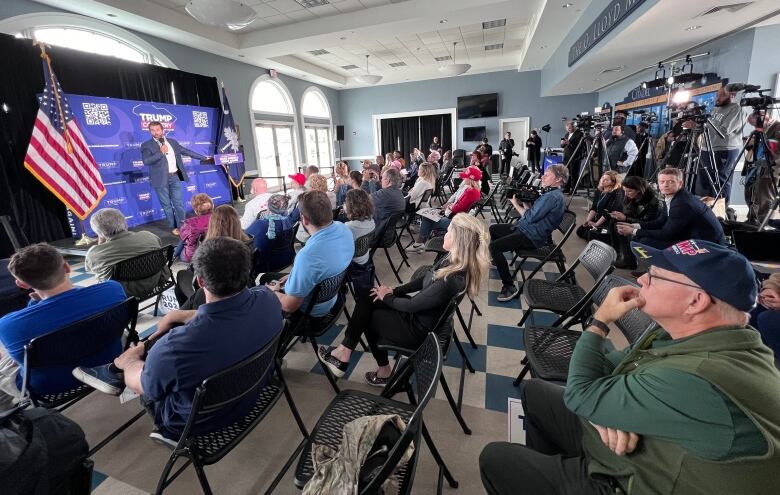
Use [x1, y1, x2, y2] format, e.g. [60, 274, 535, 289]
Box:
[640, 111, 658, 124]
[572, 113, 609, 131]
[669, 103, 709, 125]
[738, 87, 780, 110]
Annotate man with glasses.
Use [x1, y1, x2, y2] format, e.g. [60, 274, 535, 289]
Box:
[480, 239, 780, 494]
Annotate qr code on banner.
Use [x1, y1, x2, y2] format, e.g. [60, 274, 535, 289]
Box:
[82, 103, 111, 125]
[192, 111, 209, 128]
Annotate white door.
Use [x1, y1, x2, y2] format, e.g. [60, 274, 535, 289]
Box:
[500, 118, 530, 166]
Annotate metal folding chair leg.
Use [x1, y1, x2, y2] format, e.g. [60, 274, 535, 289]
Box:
[439, 374, 471, 435]
[383, 248, 403, 284]
[309, 338, 341, 394]
[513, 357, 530, 386]
[455, 306, 478, 350]
[421, 421, 459, 492]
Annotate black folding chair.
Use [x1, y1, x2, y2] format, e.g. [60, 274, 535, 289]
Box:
[434, 168, 455, 206]
[110, 245, 175, 315]
[0, 215, 30, 251]
[154, 333, 308, 495]
[281, 269, 349, 394]
[509, 210, 578, 284]
[289, 333, 458, 494]
[401, 189, 434, 247]
[369, 211, 407, 285]
[21, 297, 146, 455]
[516, 275, 655, 385]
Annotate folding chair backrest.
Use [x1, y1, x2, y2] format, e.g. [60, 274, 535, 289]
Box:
[354, 231, 375, 258]
[419, 189, 434, 205]
[311, 269, 348, 306]
[266, 224, 297, 260]
[616, 307, 656, 345]
[577, 240, 617, 282]
[558, 210, 577, 236]
[376, 212, 405, 248]
[111, 245, 171, 282]
[410, 333, 444, 416]
[0, 215, 30, 251]
[592, 274, 633, 307]
[188, 334, 280, 427]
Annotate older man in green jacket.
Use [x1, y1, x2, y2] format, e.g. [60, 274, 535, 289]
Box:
[480, 239, 780, 494]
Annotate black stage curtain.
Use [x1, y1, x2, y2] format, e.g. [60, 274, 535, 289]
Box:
[420, 114, 452, 156]
[0, 33, 220, 257]
[380, 116, 419, 158]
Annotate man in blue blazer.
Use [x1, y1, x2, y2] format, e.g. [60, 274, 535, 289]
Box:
[141, 121, 210, 235]
[617, 167, 725, 249]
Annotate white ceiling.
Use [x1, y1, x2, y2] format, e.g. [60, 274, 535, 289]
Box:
[26, 0, 780, 93]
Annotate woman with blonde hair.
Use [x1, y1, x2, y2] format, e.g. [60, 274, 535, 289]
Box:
[308, 173, 337, 208]
[405, 162, 436, 208]
[576, 170, 623, 239]
[318, 213, 490, 386]
[175, 193, 213, 262]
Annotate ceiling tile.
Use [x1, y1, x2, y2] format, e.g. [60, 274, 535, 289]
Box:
[459, 23, 482, 33]
[334, 0, 365, 13]
[285, 9, 316, 20]
[307, 4, 339, 16]
[265, 0, 303, 13]
[253, 3, 282, 17]
[263, 14, 293, 25]
[359, 0, 387, 6]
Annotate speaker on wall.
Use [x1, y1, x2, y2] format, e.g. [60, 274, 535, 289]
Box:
[336, 125, 345, 141]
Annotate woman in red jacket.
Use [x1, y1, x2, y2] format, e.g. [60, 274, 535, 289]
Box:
[406, 165, 482, 253]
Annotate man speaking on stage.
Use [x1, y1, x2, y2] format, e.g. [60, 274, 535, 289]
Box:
[141, 121, 211, 235]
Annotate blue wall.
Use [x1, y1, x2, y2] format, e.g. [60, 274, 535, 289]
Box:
[748, 24, 780, 94]
[337, 69, 598, 158]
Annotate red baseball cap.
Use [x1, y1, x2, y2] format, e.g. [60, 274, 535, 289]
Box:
[288, 172, 306, 186]
[459, 165, 482, 181]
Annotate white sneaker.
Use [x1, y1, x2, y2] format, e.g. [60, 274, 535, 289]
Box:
[405, 243, 424, 253]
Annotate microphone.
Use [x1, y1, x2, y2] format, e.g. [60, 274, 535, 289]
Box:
[725, 83, 760, 92]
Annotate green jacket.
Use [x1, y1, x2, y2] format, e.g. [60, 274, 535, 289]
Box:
[564, 326, 780, 494]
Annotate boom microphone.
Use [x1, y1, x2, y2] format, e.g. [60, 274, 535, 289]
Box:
[725, 83, 761, 93]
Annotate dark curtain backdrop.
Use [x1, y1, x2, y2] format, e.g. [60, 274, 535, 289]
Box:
[420, 114, 452, 156]
[0, 33, 220, 257]
[380, 116, 419, 158]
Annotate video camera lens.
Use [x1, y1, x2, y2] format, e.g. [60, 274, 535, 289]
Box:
[740, 96, 780, 108]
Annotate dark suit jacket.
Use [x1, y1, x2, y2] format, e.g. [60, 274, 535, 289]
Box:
[141, 137, 206, 188]
[637, 189, 725, 246]
[371, 186, 406, 234]
[563, 130, 585, 162]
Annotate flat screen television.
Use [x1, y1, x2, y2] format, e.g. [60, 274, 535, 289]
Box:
[462, 126, 486, 142]
[457, 93, 498, 119]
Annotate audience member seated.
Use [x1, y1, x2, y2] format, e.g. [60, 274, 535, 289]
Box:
[245, 194, 296, 275]
[371, 168, 406, 235]
[393, 150, 406, 168]
[85, 208, 171, 299]
[343, 189, 376, 298]
[304, 165, 319, 187]
[361, 169, 380, 195]
[616, 167, 725, 252]
[262, 191, 354, 326]
[441, 150, 454, 177]
[337, 170, 363, 207]
[405, 162, 436, 209]
[174, 204, 252, 307]
[0, 244, 125, 409]
[175, 193, 213, 262]
[489, 165, 568, 301]
[318, 214, 489, 386]
[575, 171, 623, 240]
[73, 237, 283, 445]
[239, 178, 272, 229]
[471, 150, 492, 194]
[287, 173, 307, 209]
[406, 165, 482, 253]
[308, 173, 337, 209]
[333, 161, 350, 190]
[751, 273, 780, 362]
[480, 239, 780, 495]
[607, 176, 661, 269]
[375, 155, 385, 168]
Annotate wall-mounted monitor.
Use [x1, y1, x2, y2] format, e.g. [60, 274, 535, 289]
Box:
[462, 126, 486, 142]
[457, 93, 498, 119]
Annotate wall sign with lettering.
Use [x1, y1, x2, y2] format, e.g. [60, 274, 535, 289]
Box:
[568, 0, 646, 67]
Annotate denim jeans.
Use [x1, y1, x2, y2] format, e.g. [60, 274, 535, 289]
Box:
[696, 148, 740, 205]
[154, 174, 186, 228]
[419, 216, 451, 242]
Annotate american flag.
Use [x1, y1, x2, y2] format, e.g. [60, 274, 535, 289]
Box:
[23, 55, 105, 220]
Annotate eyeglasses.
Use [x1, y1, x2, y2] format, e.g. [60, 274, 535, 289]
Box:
[646, 269, 703, 290]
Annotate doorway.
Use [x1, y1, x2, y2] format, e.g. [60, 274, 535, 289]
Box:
[499, 117, 530, 166]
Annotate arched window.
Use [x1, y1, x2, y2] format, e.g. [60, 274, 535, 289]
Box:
[249, 76, 300, 189]
[301, 87, 333, 170]
[0, 13, 176, 67]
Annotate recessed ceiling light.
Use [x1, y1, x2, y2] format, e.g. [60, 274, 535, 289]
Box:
[340, 36, 347, 40]
[106, 13, 117, 17]
[439, 19, 447, 24]
[685, 25, 702, 31]
[308, 49, 330, 56]
[540, 44, 547, 49]
[562, 3, 573, 7]
[594, 78, 601, 81]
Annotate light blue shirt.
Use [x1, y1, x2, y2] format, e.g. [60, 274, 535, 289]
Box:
[285, 221, 354, 317]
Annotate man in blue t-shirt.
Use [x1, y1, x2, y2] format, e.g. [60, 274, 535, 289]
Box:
[265, 191, 354, 319]
[0, 244, 126, 408]
[74, 237, 283, 443]
[489, 165, 568, 302]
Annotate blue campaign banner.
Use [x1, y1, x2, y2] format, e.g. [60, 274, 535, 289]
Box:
[64, 94, 231, 237]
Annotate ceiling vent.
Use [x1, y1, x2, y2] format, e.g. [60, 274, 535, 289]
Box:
[434, 55, 452, 62]
[599, 65, 625, 74]
[340, 64, 359, 70]
[389, 61, 407, 67]
[696, 2, 753, 17]
[295, 0, 330, 8]
[308, 49, 330, 56]
[484, 43, 504, 51]
[482, 19, 506, 29]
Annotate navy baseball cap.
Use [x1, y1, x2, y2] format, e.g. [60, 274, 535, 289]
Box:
[630, 239, 757, 312]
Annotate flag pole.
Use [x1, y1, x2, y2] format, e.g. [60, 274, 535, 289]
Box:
[37, 43, 96, 246]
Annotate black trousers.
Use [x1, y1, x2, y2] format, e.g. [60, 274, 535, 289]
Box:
[529, 154, 541, 173]
[341, 296, 422, 367]
[500, 154, 513, 176]
[479, 380, 614, 495]
[489, 223, 537, 286]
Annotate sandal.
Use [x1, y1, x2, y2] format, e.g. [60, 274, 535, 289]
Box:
[365, 371, 391, 388]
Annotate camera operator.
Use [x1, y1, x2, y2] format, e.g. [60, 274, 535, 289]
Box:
[611, 112, 636, 141]
[688, 87, 743, 204]
[561, 122, 585, 193]
[744, 110, 780, 224]
[489, 165, 568, 302]
[605, 125, 638, 176]
[631, 122, 651, 177]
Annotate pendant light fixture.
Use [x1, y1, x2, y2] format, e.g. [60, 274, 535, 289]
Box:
[356, 54, 382, 85]
[438, 41, 471, 76]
